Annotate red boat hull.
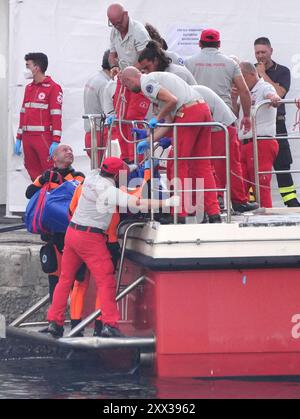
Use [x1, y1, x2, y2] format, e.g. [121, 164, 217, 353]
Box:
[124, 261, 300, 378]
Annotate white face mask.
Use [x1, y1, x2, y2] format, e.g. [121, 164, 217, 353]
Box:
[24, 68, 33, 79]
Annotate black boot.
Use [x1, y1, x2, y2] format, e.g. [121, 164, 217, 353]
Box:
[101, 324, 123, 338]
[40, 322, 64, 338]
[286, 199, 300, 208]
[93, 320, 103, 337]
[71, 319, 84, 337]
[209, 214, 222, 224]
[232, 202, 259, 213]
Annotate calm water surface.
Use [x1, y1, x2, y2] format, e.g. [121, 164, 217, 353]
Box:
[0, 359, 300, 399]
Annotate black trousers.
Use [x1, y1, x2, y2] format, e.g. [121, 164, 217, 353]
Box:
[274, 120, 298, 205]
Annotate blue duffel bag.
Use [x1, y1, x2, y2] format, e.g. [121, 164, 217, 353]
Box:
[25, 180, 79, 234]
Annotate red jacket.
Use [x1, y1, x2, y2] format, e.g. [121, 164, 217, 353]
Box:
[17, 76, 63, 143]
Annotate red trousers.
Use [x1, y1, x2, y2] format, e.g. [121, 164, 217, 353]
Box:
[47, 227, 119, 327]
[212, 126, 247, 204]
[22, 133, 53, 181]
[85, 130, 108, 168]
[167, 102, 220, 217]
[241, 139, 279, 208]
[114, 79, 150, 162]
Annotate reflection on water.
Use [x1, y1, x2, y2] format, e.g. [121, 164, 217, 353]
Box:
[0, 359, 300, 399]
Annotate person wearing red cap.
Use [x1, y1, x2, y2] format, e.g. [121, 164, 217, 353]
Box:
[45, 157, 179, 338]
[185, 29, 252, 132]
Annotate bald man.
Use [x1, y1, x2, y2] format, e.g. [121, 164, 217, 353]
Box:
[26, 144, 85, 305]
[107, 3, 151, 163]
[121, 67, 221, 222]
[238, 62, 280, 208]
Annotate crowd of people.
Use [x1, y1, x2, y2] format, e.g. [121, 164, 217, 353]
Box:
[15, 3, 300, 338]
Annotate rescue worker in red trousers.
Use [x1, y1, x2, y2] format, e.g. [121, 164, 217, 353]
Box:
[67, 185, 121, 337]
[25, 144, 85, 307]
[45, 157, 179, 338]
[120, 67, 221, 223]
[15, 53, 63, 181]
[193, 85, 259, 213]
[84, 50, 112, 166]
[107, 3, 151, 162]
[238, 62, 280, 208]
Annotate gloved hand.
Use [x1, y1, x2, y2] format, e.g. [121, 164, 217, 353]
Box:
[132, 128, 148, 140]
[39, 170, 61, 185]
[144, 159, 159, 170]
[106, 114, 116, 126]
[14, 139, 22, 156]
[49, 142, 59, 158]
[137, 140, 150, 155]
[158, 138, 172, 150]
[149, 117, 158, 129]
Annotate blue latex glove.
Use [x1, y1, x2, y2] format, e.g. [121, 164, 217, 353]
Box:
[106, 114, 116, 126]
[144, 159, 159, 170]
[49, 142, 59, 158]
[149, 117, 158, 129]
[14, 139, 22, 156]
[131, 128, 148, 140]
[159, 138, 172, 150]
[137, 140, 150, 155]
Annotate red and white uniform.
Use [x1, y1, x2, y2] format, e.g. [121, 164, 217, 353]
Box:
[239, 79, 279, 208]
[17, 76, 63, 181]
[47, 170, 130, 327]
[193, 85, 248, 204]
[141, 72, 220, 217]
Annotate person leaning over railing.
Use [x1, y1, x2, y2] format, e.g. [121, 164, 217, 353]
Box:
[120, 67, 222, 224]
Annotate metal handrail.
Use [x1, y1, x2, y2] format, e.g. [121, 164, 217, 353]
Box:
[10, 295, 50, 327]
[147, 121, 231, 224]
[67, 275, 146, 338]
[116, 222, 146, 295]
[252, 99, 300, 207]
[84, 116, 232, 223]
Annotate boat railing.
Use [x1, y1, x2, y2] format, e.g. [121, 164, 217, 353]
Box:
[85, 115, 232, 224]
[252, 99, 300, 207]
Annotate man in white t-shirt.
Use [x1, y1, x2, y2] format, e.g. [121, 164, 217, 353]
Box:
[46, 156, 179, 338]
[121, 67, 221, 222]
[107, 3, 151, 163]
[185, 29, 252, 134]
[84, 50, 112, 165]
[193, 85, 258, 213]
[238, 62, 280, 208]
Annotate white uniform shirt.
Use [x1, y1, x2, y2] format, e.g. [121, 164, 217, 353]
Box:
[165, 50, 185, 66]
[238, 79, 277, 140]
[167, 63, 197, 86]
[193, 85, 236, 128]
[72, 171, 130, 230]
[83, 70, 111, 132]
[140, 72, 202, 117]
[185, 48, 242, 109]
[110, 18, 150, 69]
[103, 79, 117, 115]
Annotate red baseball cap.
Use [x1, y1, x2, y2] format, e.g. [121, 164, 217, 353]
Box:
[200, 29, 221, 43]
[102, 157, 128, 175]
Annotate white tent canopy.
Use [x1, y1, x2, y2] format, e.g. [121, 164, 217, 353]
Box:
[4, 0, 300, 212]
